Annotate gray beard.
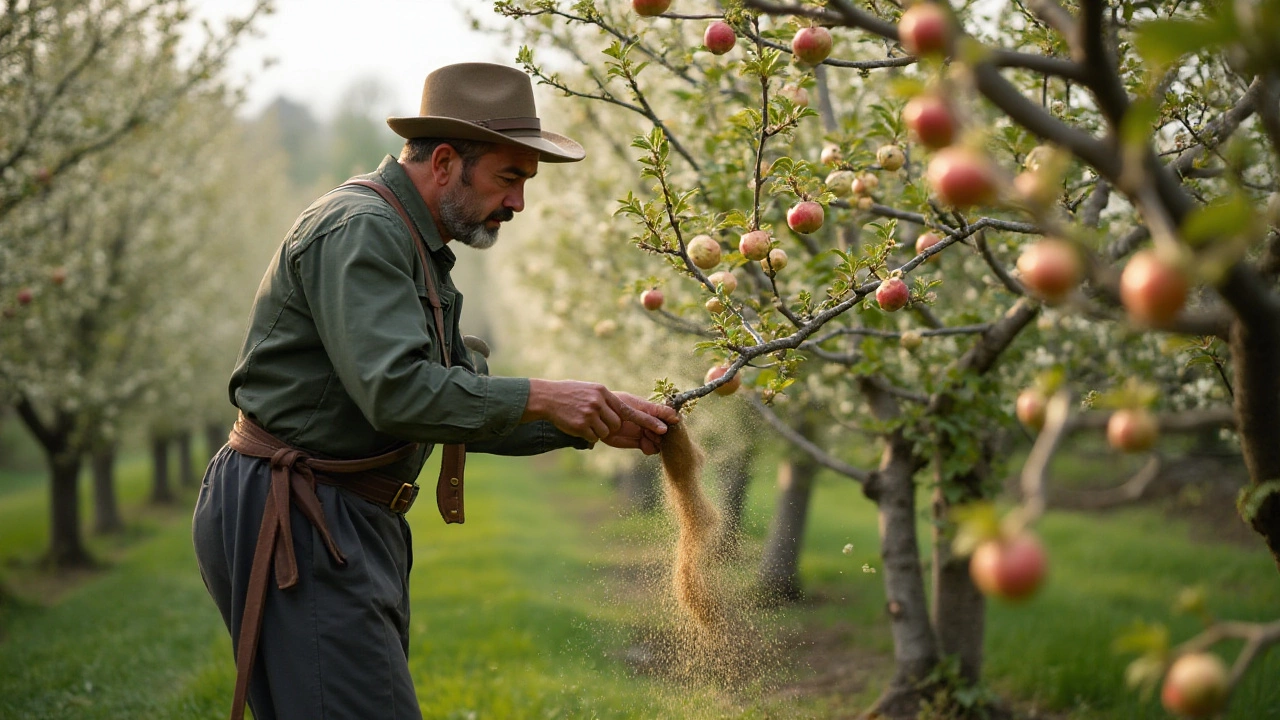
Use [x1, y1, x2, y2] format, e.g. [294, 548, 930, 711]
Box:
[439, 184, 504, 250]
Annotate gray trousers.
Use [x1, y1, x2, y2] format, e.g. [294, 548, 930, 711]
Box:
[192, 445, 422, 720]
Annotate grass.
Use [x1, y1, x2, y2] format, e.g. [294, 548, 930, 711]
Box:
[0, 443, 1278, 719]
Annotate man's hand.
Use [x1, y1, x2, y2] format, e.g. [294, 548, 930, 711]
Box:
[522, 380, 679, 451]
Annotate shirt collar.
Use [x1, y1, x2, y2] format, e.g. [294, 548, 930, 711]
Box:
[374, 155, 456, 270]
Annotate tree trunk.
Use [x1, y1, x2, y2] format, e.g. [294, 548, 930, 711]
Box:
[176, 430, 194, 487]
[614, 455, 661, 514]
[49, 450, 92, 568]
[151, 435, 173, 504]
[714, 440, 757, 558]
[930, 452, 991, 685]
[757, 450, 819, 603]
[91, 443, 123, 534]
[205, 420, 227, 464]
[1226, 312, 1280, 570]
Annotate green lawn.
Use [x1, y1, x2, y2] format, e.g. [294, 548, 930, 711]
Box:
[1, 447, 1278, 719]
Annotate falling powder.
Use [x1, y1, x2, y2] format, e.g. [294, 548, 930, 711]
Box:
[658, 421, 723, 627]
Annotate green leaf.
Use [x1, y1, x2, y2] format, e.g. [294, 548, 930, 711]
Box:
[1120, 99, 1160, 149]
[1132, 18, 1232, 71]
[1181, 193, 1256, 245]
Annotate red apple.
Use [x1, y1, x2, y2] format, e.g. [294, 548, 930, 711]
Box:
[876, 277, 910, 312]
[926, 147, 998, 207]
[739, 230, 772, 261]
[703, 20, 736, 54]
[50, 267, 67, 286]
[1016, 239, 1082, 303]
[631, 0, 671, 16]
[787, 201, 824, 234]
[16, 287, 33, 305]
[915, 231, 942, 263]
[762, 248, 788, 272]
[1016, 389, 1047, 431]
[1161, 653, 1230, 719]
[877, 144, 906, 171]
[640, 288, 664, 311]
[1119, 250, 1188, 326]
[705, 364, 742, 395]
[687, 234, 722, 269]
[708, 270, 738, 294]
[1107, 408, 1158, 453]
[791, 26, 832, 64]
[898, 3, 952, 57]
[903, 94, 956, 149]
[969, 533, 1047, 601]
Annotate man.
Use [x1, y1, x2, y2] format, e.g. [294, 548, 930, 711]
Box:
[192, 63, 680, 720]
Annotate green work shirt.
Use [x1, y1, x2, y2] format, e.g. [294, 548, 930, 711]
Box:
[229, 155, 587, 484]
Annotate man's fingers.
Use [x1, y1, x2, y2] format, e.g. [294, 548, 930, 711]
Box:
[600, 405, 623, 437]
[613, 399, 669, 435]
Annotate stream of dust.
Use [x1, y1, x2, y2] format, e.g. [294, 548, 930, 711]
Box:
[658, 421, 724, 627]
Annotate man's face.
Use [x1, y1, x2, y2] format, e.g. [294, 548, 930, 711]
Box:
[438, 144, 539, 249]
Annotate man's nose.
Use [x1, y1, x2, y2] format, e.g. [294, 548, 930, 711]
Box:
[504, 183, 525, 213]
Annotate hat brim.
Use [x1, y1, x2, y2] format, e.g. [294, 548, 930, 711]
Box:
[386, 116, 585, 163]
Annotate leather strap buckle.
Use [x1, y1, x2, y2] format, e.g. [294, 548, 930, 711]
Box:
[390, 483, 419, 514]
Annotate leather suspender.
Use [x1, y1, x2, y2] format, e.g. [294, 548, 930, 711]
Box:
[341, 178, 467, 525]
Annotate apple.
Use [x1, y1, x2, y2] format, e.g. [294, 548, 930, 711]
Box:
[1024, 144, 1055, 173]
[739, 230, 772, 261]
[852, 173, 879, 195]
[820, 143, 842, 166]
[708, 270, 738, 294]
[687, 234, 722, 269]
[877, 144, 906, 171]
[705, 364, 742, 395]
[857, 196, 875, 210]
[825, 169, 855, 198]
[791, 26, 833, 64]
[1016, 239, 1082, 304]
[876, 276, 910, 311]
[926, 147, 998, 207]
[900, 330, 923, 351]
[50, 266, 67, 285]
[915, 232, 942, 263]
[703, 20, 736, 54]
[777, 84, 809, 107]
[762, 248, 788, 272]
[969, 533, 1047, 601]
[594, 319, 618, 337]
[1014, 170, 1058, 206]
[1016, 388, 1047, 431]
[705, 297, 726, 313]
[787, 201, 824, 234]
[631, 0, 671, 16]
[898, 3, 952, 57]
[903, 94, 956, 149]
[640, 288, 664, 311]
[16, 287, 33, 305]
[1119, 250, 1188, 326]
[1161, 653, 1230, 719]
[1107, 408, 1158, 453]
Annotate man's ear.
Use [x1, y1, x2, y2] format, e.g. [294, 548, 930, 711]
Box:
[429, 143, 458, 186]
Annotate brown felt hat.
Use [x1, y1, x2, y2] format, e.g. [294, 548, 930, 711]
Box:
[387, 63, 585, 164]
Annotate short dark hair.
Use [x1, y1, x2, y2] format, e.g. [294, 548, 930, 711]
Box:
[399, 137, 495, 182]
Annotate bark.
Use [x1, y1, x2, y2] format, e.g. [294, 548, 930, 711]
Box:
[150, 435, 173, 504]
[714, 440, 757, 558]
[614, 455, 661, 514]
[860, 380, 937, 718]
[930, 450, 991, 684]
[1227, 311, 1280, 569]
[757, 448, 819, 603]
[91, 443, 123, 535]
[15, 397, 93, 568]
[176, 430, 195, 487]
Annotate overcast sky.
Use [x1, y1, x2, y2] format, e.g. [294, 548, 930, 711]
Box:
[190, 0, 516, 120]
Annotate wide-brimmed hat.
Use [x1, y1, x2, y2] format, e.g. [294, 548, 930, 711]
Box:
[387, 63, 585, 164]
